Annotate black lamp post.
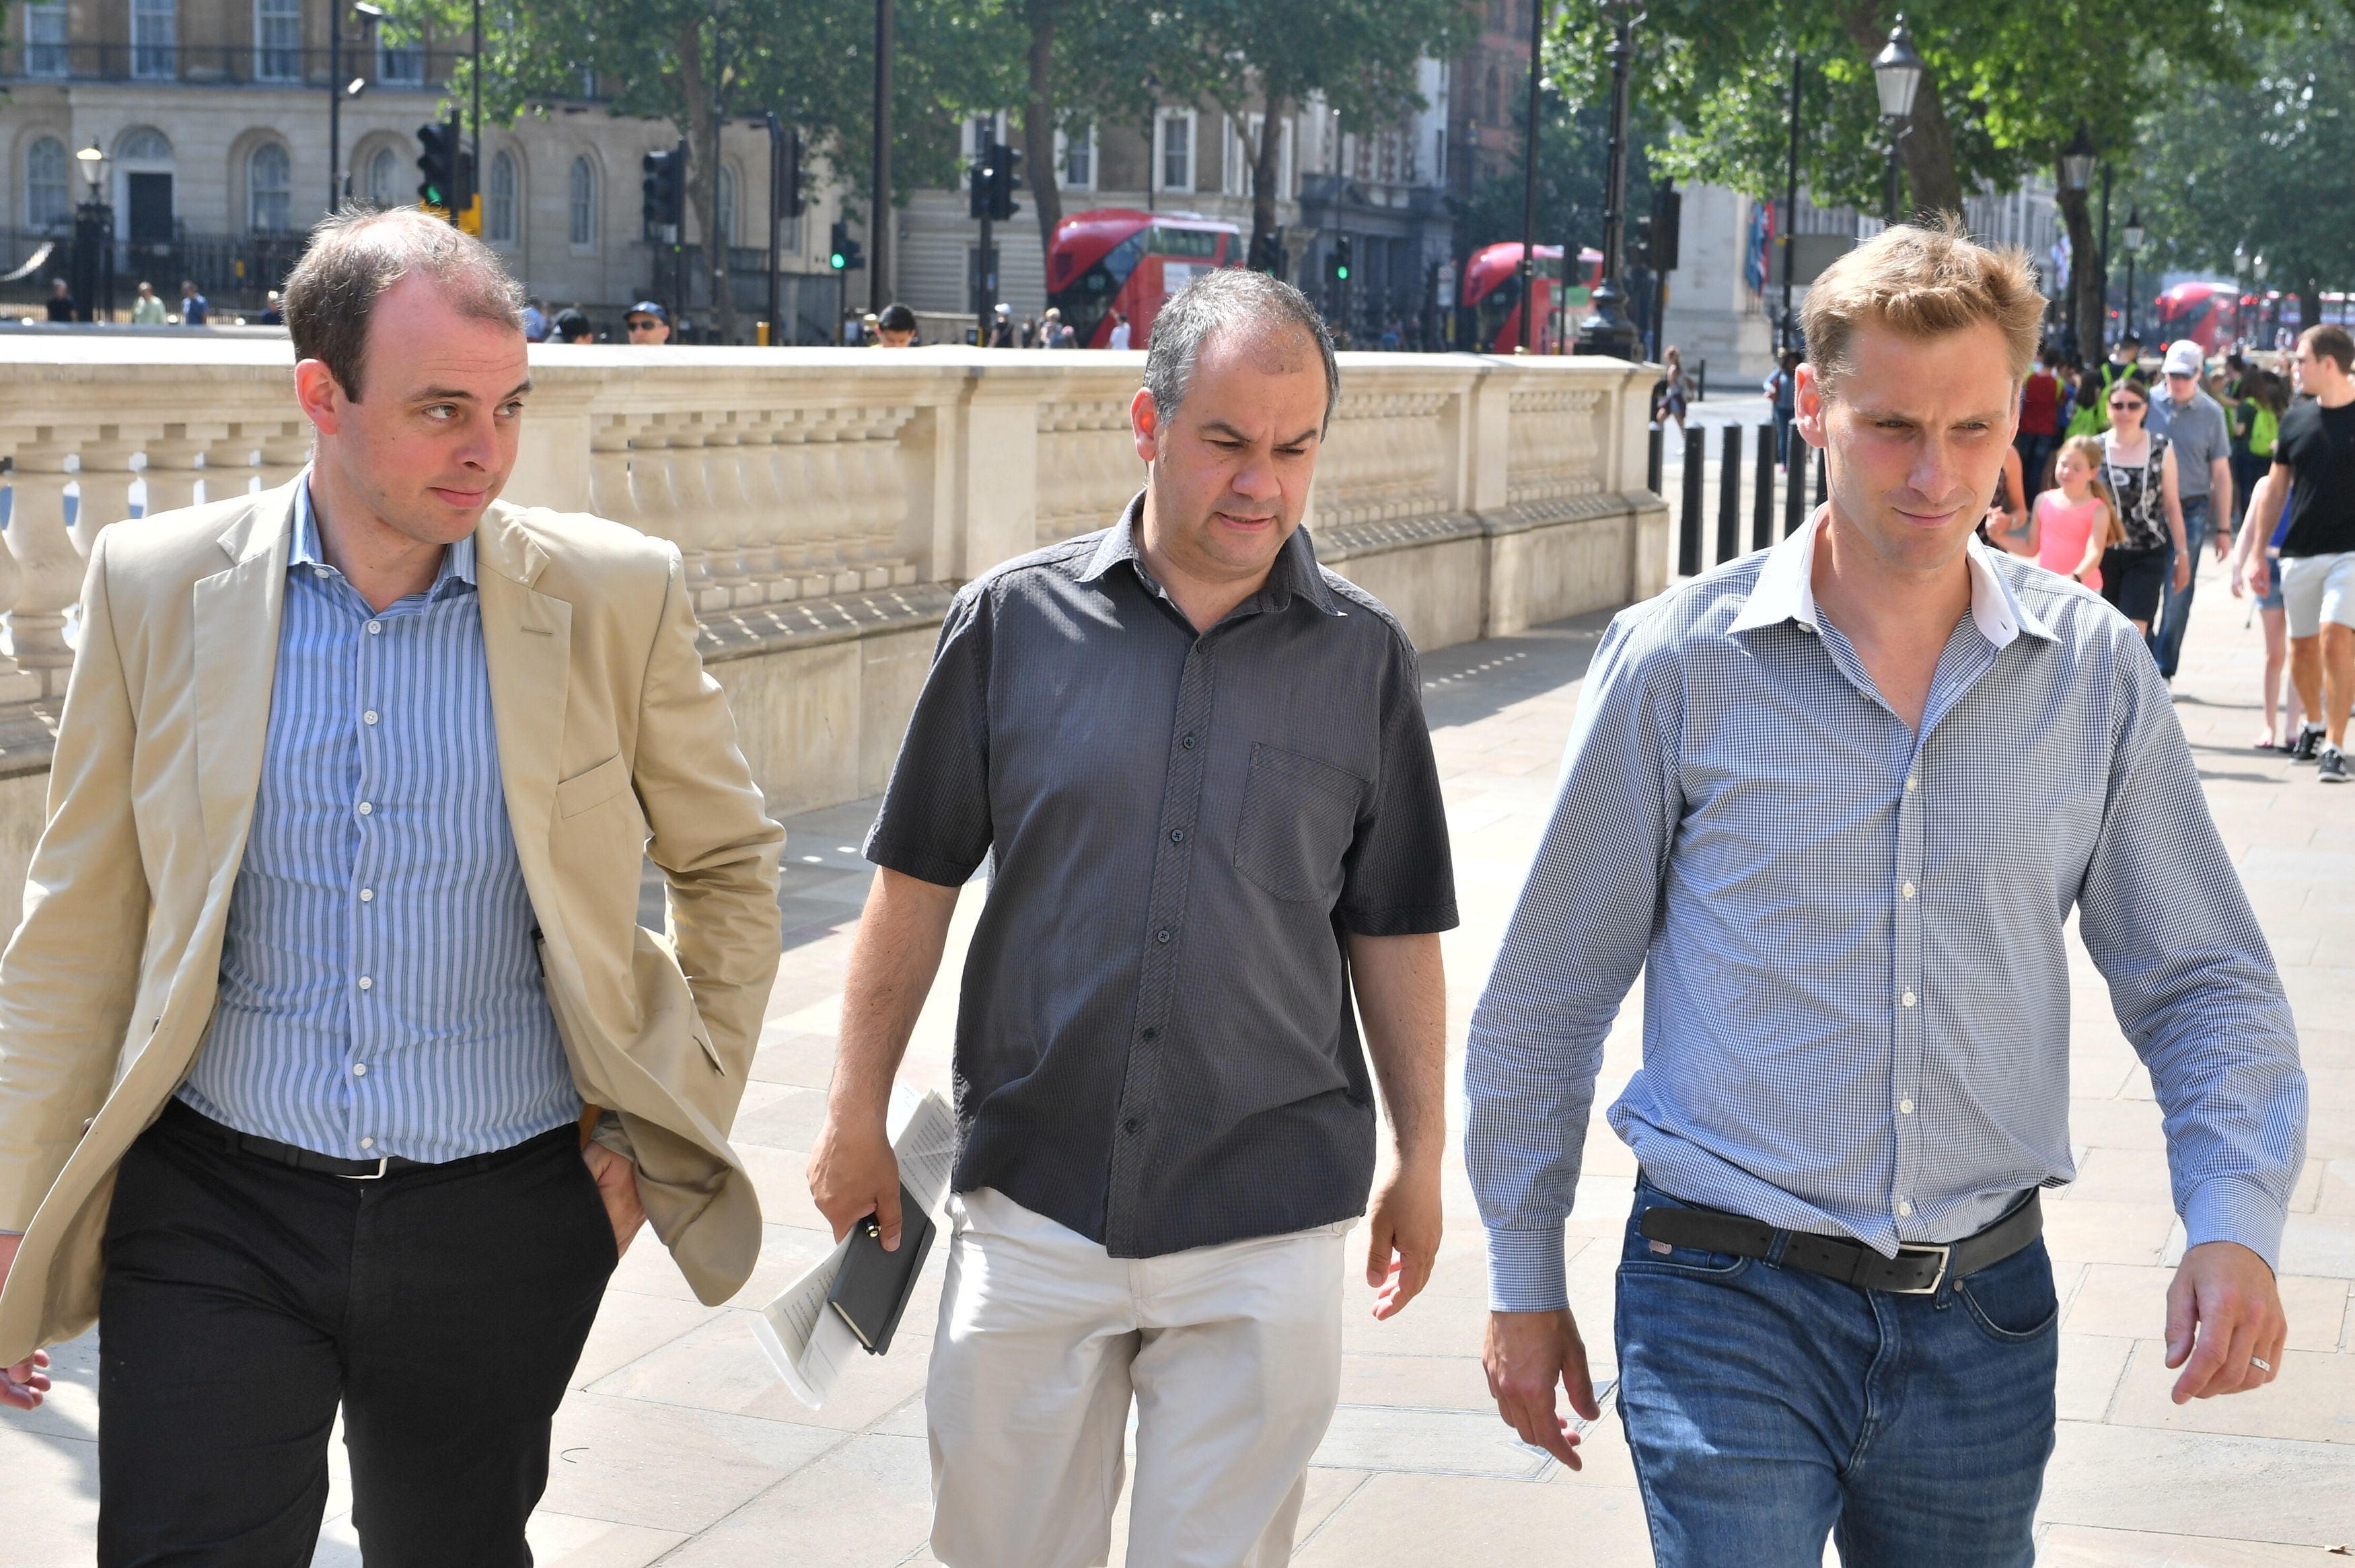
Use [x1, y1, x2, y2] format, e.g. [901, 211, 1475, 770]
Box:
[1515, 0, 1547, 352]
[2058, 126, 2095, 357]
[328, 2, 385, 211]
[1574, 0, 1642, 360]
[71, 141, 114, 324]
[1871, 16, 1922, 226]
[2120, 209, 2144, 342]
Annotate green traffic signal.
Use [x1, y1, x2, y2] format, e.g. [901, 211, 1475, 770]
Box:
[1336, 265, 1350, 280]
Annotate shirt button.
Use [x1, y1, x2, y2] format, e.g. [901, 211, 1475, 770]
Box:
[1123, 1118, 1141, 1134]
[312, 565, 330, 578]
[1906, 776, 1918, 792]
[1180, 735, 1197, 750]
[1155, 929, 1172, 944]
[357, 801, 373, 816]
[363, 710, 379, 725]
[1169, 828, 1186, 844]
[1899, 1098, 1915, 1115]
[1140, 1027, 1158, 1041]
[359, 888, 373, 902]
[366, 620, 382, 635]
[1896, 1199, 1914, 1218]
[352, 1063, 367, 1076]
[357, 975, 373, 991]
[1900, 990, 1916, 1008]
[1901, 881, 1916, 900]
[360, 1136, 375, 1149]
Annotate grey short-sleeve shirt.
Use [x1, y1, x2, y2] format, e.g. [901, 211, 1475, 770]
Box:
[2148, 389, 2231, 497]
[865, 496, 1458, 1257]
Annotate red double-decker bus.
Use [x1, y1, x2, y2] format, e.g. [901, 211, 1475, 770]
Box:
[1461, 243, 1604, 353]
[2152, 281, 2240, 355]
[1045, 210, 1242, 348]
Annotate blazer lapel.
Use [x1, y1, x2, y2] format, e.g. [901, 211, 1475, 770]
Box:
[475, 504, 575, 955]
[190, 484, 297, 881]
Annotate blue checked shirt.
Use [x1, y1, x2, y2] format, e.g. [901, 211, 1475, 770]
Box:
[177, 479, 579, 1162]
[1466, 513, 2306, 1312]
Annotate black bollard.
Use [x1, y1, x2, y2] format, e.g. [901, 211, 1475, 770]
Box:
[1752, 424, 1775, 551]
[1715, 423, 1742, 566]
[1679, 427, 1704, 576]
[1784, 439, 1809, 536]
[1647, 424, 1664, 496]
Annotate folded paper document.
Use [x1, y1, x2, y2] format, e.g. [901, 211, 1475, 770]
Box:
[751, 1086, 956, 1411]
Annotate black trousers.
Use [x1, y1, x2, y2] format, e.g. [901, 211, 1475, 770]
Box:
[98, 1100, 617, 1567]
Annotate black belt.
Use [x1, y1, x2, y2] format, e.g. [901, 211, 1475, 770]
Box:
[1638, 1185, 2042, 1296]
[159, 1098, 573, 1181]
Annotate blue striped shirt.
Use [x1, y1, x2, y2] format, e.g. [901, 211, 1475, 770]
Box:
[178, 479, 579, 1162]
[1466, 514, 2306, 1312]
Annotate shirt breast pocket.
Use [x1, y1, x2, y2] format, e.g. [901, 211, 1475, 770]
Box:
[1233, 743, 1366, 905]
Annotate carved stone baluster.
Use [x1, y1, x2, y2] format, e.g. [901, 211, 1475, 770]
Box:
[255, 422, 310, 493]
[763, 410, 813, 601]
[4, 432, 92, 693]
[627, 414, 688, 556]
[857, 407, 911, 588]
[143, 425, 215, 516]
[694, 412, 755, 607]
[588, 416, 647, 532]
[71, 431, 146, 557]
[203, 428, 259, 503]
[799, 411, 847, 599]
[0, 436, 36, 694]
[733, 411, 788, 603]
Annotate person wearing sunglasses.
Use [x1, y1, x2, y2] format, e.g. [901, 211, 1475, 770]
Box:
[624, 301, 670, 344]
[2096, 377, 2191, 640]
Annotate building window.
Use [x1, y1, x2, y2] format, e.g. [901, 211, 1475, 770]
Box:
[24, 3, 67, 77]
[377, 28, 424, 84]
[367, 145, 402, 207]
[568, 156, 595, 250]
[248, 141, 291, 232]
[716, 163, 736, 247]
[1159, 111, 1192, 194]
[487, 149, 516, 243]
[132, 0, 177, 79]
[254, 0, 299, 82]
[26, 137, 71, 229]
[1063, 126, 1093, 190]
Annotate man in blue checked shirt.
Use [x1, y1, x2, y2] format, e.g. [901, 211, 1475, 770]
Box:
[1468, 220, 2305, 1568]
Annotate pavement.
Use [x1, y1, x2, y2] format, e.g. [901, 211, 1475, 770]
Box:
[5, 543, 2353, 1565]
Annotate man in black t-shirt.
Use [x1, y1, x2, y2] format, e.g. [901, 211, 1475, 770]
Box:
[2248, 323, 2355, 781]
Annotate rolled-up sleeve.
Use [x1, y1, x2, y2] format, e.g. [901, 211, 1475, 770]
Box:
[1465, 605, 1684, 1311]
[2076, 638, 2306, 1270]
[863, 588, 994, 887]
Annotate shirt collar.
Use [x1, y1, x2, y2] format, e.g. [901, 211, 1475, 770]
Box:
[1079, 491, 1344, 618]
[1727, 506, 2056, 648]
[291, 470, 477, 591]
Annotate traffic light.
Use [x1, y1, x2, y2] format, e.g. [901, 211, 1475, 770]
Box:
[1647, 183, 1681, 274]
[985, 142, 1023, 223]
[1332, 235, 1353, 283]
[1630, 213, 1655, 271]
[415, 118, 460, 214]
[1249, 227, 1284, 273]
[828, 219, 864, 271]
[968, 151, 990, 221]
[641, 145, 687, 239]
[769, 115, 805, 220]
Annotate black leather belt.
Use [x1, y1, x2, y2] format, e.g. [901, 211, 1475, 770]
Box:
[159, 1098, 570, 1181]
[1638, 1185, 2042, 1296]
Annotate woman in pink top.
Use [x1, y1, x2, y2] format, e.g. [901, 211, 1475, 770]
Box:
[2023, 434, 2122, 591]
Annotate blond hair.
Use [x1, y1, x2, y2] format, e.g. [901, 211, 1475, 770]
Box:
[2054, 434, 2125, 550]
[1801, 215, 2045, 400]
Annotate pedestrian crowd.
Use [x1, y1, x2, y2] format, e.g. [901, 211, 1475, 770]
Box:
[0, 211, 2317, 1568]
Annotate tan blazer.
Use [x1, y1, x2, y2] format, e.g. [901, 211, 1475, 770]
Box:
[0, 482, 785, 1362]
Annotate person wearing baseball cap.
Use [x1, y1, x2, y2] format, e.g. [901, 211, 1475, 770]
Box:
[2148, 339, 2236, 679]
[624, 301, 669, 344]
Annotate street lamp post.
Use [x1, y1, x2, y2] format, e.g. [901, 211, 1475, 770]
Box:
[1574, 0, 1642, 360]
[2058, 125, 2095, 358]
[72, 142, 114, 323]
[1516, 0, 1546, 352]
[329, 3, 384, 210]
[1871, 16, 1922, 226]
[2120, 209, 2144, 342]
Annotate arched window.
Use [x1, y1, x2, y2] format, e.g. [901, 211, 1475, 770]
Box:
[26, 137, 71, 230]
[715, 163, 736, 248]
[248, 141, 291, 232]
[118, 126, 173, 162]
[487, 149, 517, 244]
[568, 156, 595, 250]
[367, 145, 402, 208]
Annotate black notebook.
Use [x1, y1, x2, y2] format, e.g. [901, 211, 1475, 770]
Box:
[826, 1183, 935, 1355]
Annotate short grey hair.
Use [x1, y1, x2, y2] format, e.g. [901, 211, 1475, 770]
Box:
[1142, 268, 1339, 433]
[282, 204, 524, 401]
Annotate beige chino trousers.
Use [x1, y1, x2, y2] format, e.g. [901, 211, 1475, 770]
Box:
[927, 1188, 1349, 1568]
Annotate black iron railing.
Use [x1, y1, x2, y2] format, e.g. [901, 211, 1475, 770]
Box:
[1, 41, 449, 89]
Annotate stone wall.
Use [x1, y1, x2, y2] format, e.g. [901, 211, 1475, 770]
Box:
[0, 342, 1669, 886]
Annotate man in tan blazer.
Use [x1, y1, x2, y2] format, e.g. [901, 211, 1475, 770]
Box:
[0, 208, 782, 1561]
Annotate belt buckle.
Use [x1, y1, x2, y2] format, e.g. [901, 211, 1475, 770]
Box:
[338, 1157, 391, 1181]
[1890, 1242, 1951, 1295]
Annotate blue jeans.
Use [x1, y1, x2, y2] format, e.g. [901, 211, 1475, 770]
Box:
[2154, 494, 2212, 678]
[1615, 1178, 2058, 1568]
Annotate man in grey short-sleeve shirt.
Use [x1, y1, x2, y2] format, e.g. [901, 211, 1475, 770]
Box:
[808, 270, 1455, 1568]
[2150, 338, 2236, 677]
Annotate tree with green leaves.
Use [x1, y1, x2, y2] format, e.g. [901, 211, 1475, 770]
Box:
[381, 0, 1018, 340]
[1554, 0, 2295, 355]
[2132, 7, 2355, 335]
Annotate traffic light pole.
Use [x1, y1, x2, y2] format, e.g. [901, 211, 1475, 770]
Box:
[1517, 0, 1544, 352]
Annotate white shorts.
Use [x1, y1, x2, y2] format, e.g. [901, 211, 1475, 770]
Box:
[2281, 552, 2355, 638]
[926, 1188, 1349, 1568]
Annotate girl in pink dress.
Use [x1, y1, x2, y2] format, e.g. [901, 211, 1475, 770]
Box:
[2025, 435, 2122, 592]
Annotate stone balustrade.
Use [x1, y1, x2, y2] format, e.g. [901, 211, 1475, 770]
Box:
[0, 340, 1667, 875]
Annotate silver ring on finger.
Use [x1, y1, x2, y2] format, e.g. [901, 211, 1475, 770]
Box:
[2250, 1355, 2273, 1372]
